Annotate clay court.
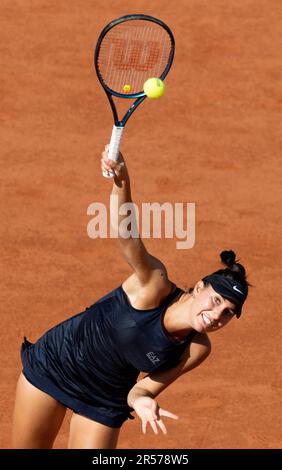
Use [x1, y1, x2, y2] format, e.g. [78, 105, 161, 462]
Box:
[1, 0, 281, 448]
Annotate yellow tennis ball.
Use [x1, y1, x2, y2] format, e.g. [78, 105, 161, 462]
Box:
[143, 78, 165, 99]
[123, 84, 131, 92]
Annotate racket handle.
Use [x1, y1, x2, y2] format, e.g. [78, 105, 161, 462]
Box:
[103, 125, 124, 178]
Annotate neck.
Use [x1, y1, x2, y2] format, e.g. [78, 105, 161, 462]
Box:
[163, 292, 194, 341]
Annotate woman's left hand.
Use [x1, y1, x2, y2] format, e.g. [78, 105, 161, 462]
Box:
[132, 396, 179, 434]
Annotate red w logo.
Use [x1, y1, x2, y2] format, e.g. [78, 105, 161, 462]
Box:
[111, 38, 160, 72]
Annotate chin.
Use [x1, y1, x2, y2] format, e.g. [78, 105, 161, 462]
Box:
[194, 315, 206, 333]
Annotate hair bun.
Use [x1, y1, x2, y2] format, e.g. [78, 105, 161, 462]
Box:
[220, 250, 236, 267]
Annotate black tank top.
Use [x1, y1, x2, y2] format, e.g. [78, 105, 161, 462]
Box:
[22, 284, 196, 411]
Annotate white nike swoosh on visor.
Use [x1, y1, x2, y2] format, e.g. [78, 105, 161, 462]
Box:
[233, 285, 244, 295]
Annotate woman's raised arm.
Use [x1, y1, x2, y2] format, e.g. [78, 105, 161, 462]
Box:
[101, 146, 169, 287]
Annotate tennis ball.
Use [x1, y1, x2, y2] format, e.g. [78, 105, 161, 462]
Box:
[143, 78, 165, 99]
[123, 84, 131, 92]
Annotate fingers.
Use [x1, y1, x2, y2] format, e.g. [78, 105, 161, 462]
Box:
[101, 153, 112, 174]
[137, 400, 178, 436]
[149, 420, 159, 435]
[141, 412, 178, 435]
[142, 421, 147, 435]
[156, 419, 167, 434]
[142, 418, 168, 435]
[101, 151, 124, 168]
[103, 144, 124, 163]
[101, 155, 124, 178]
[151, 418, 168, 435]
[159, 408, 179, 420]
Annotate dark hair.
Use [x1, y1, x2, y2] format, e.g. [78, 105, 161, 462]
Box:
[211, 250, 249, 289]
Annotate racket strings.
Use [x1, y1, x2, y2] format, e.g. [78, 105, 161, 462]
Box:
[97, 20, 172, 94]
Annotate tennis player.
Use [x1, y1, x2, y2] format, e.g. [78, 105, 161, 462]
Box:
[12, 147, 249, 449]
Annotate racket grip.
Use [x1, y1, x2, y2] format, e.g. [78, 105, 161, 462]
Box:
[103, 125, 124, 178]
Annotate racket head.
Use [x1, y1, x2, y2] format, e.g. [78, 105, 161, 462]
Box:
[94, 14, 175, 99]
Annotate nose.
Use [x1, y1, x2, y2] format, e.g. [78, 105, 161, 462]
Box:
[212, 306, 224, 321]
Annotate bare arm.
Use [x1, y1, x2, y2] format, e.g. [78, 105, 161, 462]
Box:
[101, 147, 169, 287]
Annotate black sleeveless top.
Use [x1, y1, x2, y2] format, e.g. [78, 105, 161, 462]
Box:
[21, 284, 196, 427]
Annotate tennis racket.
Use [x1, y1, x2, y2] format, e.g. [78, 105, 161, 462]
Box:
[94, 14, 175, 178]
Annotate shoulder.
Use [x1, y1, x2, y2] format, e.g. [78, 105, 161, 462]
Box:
[122, 269, 173, 310]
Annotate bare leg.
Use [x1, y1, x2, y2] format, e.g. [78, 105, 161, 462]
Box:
[68, 413, 121, 449]
[12, 373, 67, 448]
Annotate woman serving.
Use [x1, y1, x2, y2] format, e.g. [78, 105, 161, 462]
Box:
[12, 147, 249, 449]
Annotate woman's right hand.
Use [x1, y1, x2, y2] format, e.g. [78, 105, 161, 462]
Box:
[101, 145, 127, 182]
[132, 396, 179, 435]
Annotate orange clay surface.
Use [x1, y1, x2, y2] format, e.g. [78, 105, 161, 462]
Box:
[1, 0, 281, 448]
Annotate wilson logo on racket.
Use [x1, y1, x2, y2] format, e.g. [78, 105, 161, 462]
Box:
[111, 38, 161, 72]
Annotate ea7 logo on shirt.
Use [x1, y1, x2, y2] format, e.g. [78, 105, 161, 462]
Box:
[146, 352, 161, 365]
